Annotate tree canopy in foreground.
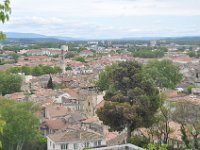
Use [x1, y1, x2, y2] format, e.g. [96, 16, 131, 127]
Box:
[0, 0, 11, 40]
[97, 61, 161, 140]
[0, 99, 40, 150]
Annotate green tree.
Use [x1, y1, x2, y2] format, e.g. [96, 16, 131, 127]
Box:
[0, 116, 6, 149]
[97, 61, 161, 141]
[188, 51, 196, 58]
[65, 52, 76, 58]
[172, 102, 200, 149]
[147, 144, 168, 150]
[47, 75, 54, 89]
[65, 66, 72, 71]
[10, 53, 19, 63]
[148, 101, 174, 146]
[0, 0, 11, 40]
[128, 135, 149, 148]
[0, 72, 22, 95]
[21, 66, 31, 75]
[144, 60, 182, 89]
[147, 143, 157, 150]
[7, 67, 21, 74]
[41, 65, 54, 74]
[22, 136, 47, 150]
[96, 71, 110, 91]
[0, 99, 40, 150]
[74, 57, 87, 63]
[31, 66, 43, 76]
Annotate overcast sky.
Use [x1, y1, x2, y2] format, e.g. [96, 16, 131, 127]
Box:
[0, 0, 200, 39]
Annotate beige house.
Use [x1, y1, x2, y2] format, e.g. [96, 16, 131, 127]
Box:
[47, 128, 106, 150]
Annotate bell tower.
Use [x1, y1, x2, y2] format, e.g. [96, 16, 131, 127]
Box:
[60, 45, 68, 74]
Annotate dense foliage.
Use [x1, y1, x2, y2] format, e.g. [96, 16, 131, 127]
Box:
[97, 61, 161, 140]
[187, 50, 200, 58]
[0, 0, 11, 40]
[132, 49, 165, 58]
[2, 42, 65, 52]
[7, 65, 62, 76]
[0, 72, 22, 95]
[22, 136, 47, 150]
[172, 102, 200, 149]
[128, 47, 167, 58]
[74, 57, 87, 63]
[0, 116, 6, 148]
[143, 60, 182, 89]
[0, 99, 40, 150]
[65, 52, 76, 58]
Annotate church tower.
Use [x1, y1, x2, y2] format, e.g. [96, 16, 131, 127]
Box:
[60, 45, 68, 74]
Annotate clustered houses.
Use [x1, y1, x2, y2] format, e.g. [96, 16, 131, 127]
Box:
[26, 48, 62, 56]
[3, 64, 127, 150]
[47, 129, 106, 150]
[2, 41, 200, 150]
[17, 56, 56, 66]
[79, 50, 93, 57]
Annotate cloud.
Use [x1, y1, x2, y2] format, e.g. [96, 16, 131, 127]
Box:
[0, 0, 200, 38]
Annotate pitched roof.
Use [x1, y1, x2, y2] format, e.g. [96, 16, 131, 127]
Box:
[48, 129, 103, 142]
[95, 100, 105, 110]
[82, 116, 99, 124]
[46, 104, 72, 118]
[41, 119, 66, 130]
[63, 88, 78, 99]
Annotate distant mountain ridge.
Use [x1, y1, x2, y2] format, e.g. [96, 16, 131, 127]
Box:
[5, 32, 77, 41]
[4, 32, 200, 41]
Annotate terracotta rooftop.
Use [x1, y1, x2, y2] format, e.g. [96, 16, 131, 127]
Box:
[45, 104, 72, 118]
[82, 116, 99, 124]
[5, 92, 25, 101]
[41, 119, 66, 130]
[167, 95, 200, 106]
[63, 88, 78, 99]
[95, 100, 105, 110]
[105, 132, 118, 142]
[48, 129, 103, 142]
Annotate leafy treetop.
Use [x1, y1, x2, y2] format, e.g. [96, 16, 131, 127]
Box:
[97, 61, 161, 140]
[0, 0, 11, 40]
[143, 59, 182, 89]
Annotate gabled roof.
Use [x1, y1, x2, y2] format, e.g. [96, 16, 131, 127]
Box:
[48, 129, 103, 142]
[82, 116, 99, 124]
[41, 119, 66, 130]
[46, 104, 72, 118]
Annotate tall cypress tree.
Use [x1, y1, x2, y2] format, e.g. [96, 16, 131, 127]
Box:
[47, 75, 54, 89]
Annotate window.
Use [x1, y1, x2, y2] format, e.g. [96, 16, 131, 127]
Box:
[94, 141, 98, 147]
[196, 73, 199, 78]
[98, 140, 101, 146]
[74, 143, 78, 149]
[85, 142, 89, 148]
[61, 144, 68, 150]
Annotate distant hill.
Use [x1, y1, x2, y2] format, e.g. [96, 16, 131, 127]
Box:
[165, 36, 200, 41]
[5, 32, 47, 39]
[4, 32, 200, 42]
[3, 38, 65, 44]
[121, 37, 167, 41]
[5, 32, 78, 41]
[120, 36, 200, 41]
